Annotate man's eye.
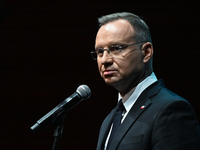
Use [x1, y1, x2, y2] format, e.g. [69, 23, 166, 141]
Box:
[110, 45, 123, 51]
[97, 48, 104, 54]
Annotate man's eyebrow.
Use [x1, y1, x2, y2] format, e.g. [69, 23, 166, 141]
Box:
[111, 42, 127, 45]
[94, 41, 127, 49]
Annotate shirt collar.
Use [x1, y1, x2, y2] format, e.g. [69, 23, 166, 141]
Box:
[118, 72, 158, 112]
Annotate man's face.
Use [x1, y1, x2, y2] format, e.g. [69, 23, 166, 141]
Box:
[95, 19, 146, 95]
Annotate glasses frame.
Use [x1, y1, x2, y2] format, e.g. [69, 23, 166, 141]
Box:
[90, 41, 148, 60]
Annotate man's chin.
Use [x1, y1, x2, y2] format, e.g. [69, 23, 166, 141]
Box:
[104, 77, 119, 86]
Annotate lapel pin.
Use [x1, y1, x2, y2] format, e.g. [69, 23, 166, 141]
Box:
[140, 106, 145, 109]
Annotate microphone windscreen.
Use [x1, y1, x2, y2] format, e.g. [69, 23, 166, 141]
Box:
[76, 85, 91, 100]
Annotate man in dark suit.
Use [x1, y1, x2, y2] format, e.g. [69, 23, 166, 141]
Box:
[91, 12, 200, 150]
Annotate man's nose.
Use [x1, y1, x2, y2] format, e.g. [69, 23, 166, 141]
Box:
[100, 50, 113, 65]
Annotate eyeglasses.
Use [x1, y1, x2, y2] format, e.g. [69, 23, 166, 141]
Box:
[91, 41, 147, 60]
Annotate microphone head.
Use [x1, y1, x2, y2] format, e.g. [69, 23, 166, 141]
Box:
[76, 85, 91, 100]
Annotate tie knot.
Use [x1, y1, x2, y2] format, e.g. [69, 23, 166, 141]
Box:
[117, 99, 125, 112]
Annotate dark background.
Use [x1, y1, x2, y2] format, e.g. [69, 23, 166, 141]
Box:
[0, 1, 199, 149]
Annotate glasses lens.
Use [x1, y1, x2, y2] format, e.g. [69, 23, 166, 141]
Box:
[91, 51, 97, 60]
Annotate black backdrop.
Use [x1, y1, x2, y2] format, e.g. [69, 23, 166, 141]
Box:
[0, 1, 199, 149]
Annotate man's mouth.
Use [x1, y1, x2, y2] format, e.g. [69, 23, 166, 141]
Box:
[103, 70, 115, 76]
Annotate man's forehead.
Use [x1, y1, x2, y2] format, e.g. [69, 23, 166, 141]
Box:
[104, 19, 130, 31]
[95, 19, 135, 45]
[102, 19, 132, 30]
[104, 23, 118, 33]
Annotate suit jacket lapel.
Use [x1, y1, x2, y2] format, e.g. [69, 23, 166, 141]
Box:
[109, 93, 152, 150]
[109, 80, 165, 150]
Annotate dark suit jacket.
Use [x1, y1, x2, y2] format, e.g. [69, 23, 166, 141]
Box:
[96, 80, 200, 150]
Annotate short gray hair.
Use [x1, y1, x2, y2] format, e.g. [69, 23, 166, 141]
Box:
[98, 12, 152, 45]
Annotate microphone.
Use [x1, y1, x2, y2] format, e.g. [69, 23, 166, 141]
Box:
[30, 84, 91, 134]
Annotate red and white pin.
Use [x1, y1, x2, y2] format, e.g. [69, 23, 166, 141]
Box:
[140, 106, 145, 109]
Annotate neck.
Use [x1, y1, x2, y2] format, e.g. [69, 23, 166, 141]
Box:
[118, 70, 152, 97]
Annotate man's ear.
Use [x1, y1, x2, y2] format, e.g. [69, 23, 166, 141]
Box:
[141, 42, 153, 63]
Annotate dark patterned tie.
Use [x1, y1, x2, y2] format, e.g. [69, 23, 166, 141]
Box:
[106, 99, 125, 150]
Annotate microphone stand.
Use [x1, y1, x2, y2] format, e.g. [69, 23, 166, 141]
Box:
[51, 110, 66, 150]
